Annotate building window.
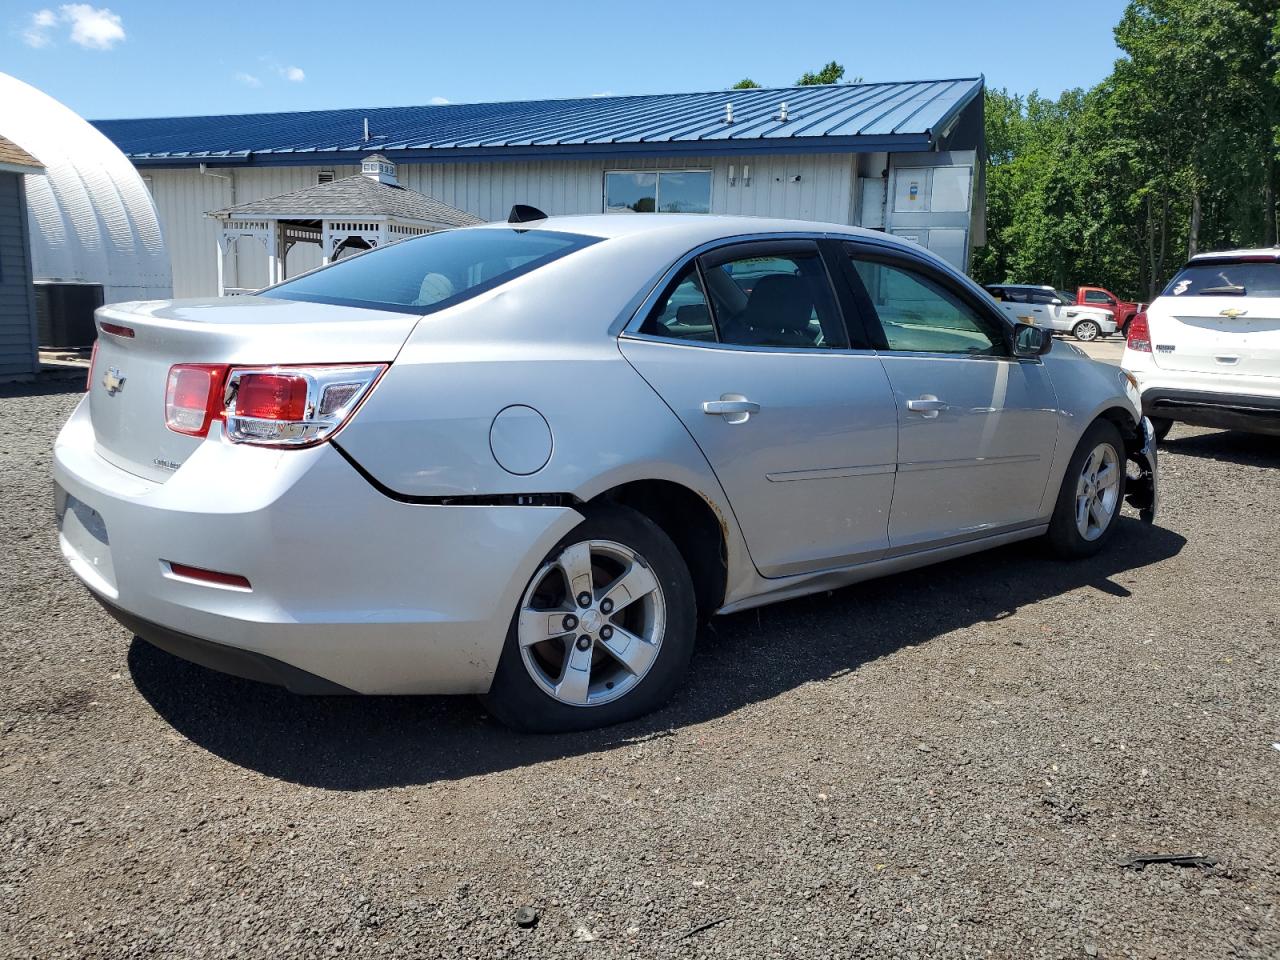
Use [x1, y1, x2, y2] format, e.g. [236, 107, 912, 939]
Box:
[604, 170, 711, 214]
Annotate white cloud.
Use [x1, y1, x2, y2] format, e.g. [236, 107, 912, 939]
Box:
[21, 4, 125, 49]
[429, 96, 450, 105]
[21, 8, 57, 47]
[61, 4, 125, 49]
[279, 64, 305, 83]
[234, 72, 262, 88]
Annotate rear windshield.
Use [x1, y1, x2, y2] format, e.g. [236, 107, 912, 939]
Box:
[263, 228, 602, 313]
[1163, 260, 1280, 298]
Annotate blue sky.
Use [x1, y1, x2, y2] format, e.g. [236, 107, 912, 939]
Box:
[3, 0, 1130, 119]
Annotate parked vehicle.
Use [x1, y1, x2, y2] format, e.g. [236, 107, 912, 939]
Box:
[985, 284, 1117, 341]
[54, 214, 1158, 732]
[1075, 285, 1145, 336]
[1123, 248, 1280, 439]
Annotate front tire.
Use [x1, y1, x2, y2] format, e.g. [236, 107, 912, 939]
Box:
[1072, 319, 1100, 342]
[1046, 420, 1127, 558]
[482, 504, 696, 733]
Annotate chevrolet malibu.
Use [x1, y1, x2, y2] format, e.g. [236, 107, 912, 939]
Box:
[54, 214, 1158, 732]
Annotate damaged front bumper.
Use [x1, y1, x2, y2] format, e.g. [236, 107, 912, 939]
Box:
[1125, 416, 1159, 523]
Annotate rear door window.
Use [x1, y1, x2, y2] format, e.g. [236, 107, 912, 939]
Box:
[641, 265, 716, 341]
[263, 228, 601, 313]
[1164, 260, 1280, 297]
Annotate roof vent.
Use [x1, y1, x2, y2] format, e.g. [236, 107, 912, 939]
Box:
[724, 102, 734, 125]
[777, 102, 789, 122]
[361, 154, 398, 186]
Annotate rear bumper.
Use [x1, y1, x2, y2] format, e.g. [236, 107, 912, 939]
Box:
[1141, 387, 1280, 436]
[53, 396, 581, 694]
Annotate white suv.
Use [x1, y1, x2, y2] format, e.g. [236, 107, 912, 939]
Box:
[1123, 249, 1280, 439]
[985, 284, 1117, 341]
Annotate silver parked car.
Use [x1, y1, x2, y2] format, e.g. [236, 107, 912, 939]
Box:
[54, 213, 1158, 732]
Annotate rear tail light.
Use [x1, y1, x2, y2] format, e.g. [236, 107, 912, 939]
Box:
[224, 364, 386, 447]
[163, 362, 386, 447]
[165, 364, 229, 437]
[1126, 311, 1151, 353]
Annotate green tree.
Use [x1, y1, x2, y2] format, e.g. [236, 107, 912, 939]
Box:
[798, 61, 845, 85]
[732, 78, 761, 89]
[977, 1, 1279, 299]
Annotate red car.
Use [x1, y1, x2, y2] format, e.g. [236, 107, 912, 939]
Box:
[1075, 286, 1145, 335]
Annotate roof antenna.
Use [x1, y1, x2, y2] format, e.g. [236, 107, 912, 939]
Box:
[363, 117, 370, 141]
[724, 102, 734, 125]
[508, 204, 548, 223]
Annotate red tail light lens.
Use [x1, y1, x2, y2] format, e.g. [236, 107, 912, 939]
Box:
[165, 364, 229, 437]
[233, 372, 309, 421]
[1126, 311, 1151, 353]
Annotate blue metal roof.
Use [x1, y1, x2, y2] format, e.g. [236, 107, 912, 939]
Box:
[93, 78, 983, 168]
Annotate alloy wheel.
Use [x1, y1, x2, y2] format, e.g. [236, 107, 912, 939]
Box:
[517, 539, 666, 707]
[1075, 442, 1120, 541]
[1075, 320, 1099, 341]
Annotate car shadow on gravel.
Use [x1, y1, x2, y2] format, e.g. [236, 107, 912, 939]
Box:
[1160, 429, 1279, 468]
[128, 517, 1186, 790]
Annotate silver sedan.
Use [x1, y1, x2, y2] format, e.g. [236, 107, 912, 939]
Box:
[54, 213, 1158, 732]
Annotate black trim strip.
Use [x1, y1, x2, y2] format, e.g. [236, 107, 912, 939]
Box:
[94, 593, 355, 695]
[331, 441, 580, 507]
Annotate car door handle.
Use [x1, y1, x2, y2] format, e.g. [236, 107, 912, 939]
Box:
[906, 396, 949, 418]
[702, 397, 760, 424]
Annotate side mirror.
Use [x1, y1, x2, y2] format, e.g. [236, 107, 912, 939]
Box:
[1012, 323, 1053, 357]
[1051, 297, 1063, 305]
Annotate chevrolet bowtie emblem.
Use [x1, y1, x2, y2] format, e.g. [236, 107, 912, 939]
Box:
[102, 366, 126, 395]
[1219, 308, 1247, 319]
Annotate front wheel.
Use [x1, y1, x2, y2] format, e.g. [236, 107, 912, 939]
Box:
[1046, 420, 1127, 558]
[1072, 319, 1100, 342]
[482, 504, 696, 733]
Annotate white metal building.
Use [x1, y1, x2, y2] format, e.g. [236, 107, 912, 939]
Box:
[93, 78, 986, 299]
[1, 72, 172, 305]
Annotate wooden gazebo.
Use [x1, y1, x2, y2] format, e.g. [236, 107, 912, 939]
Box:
[206, 155, 483, 295]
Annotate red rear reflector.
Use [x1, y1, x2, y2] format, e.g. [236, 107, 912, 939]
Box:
[167, 562, 251, 590]
[233, 372, 310, 421]
[165, 364, 229, 437]
[99, 322, 135, 339]
[1126, 311, 1151, 353]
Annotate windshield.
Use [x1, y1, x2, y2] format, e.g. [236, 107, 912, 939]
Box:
[263, 228, 602, 313]
[1056, 290, 1075, 304]
[1163, 260, 1280, 298]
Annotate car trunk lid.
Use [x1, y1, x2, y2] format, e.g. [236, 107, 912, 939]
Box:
[88, 296, 421, 482]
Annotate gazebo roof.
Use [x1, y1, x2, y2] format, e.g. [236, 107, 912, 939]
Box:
[209, 174, 484, 226]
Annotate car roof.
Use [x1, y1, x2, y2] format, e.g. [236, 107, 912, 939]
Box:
[1188, 247, 1280, 262]
[989, 283, 1055, 290]
[470, 213, 899, 247]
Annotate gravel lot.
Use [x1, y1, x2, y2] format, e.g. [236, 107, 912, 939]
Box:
[2, 379, 1278, 959]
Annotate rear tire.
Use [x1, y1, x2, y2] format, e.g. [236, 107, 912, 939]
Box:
[1072, 319, 1100, 342]
[1046, 420, 1127, 558]
[482, 504, 696, 733]
[1149, 417, 1173, 441]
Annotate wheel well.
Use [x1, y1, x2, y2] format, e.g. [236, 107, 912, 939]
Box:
[1097, 406, 1141, 455]
[593, 480, 727, 619]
